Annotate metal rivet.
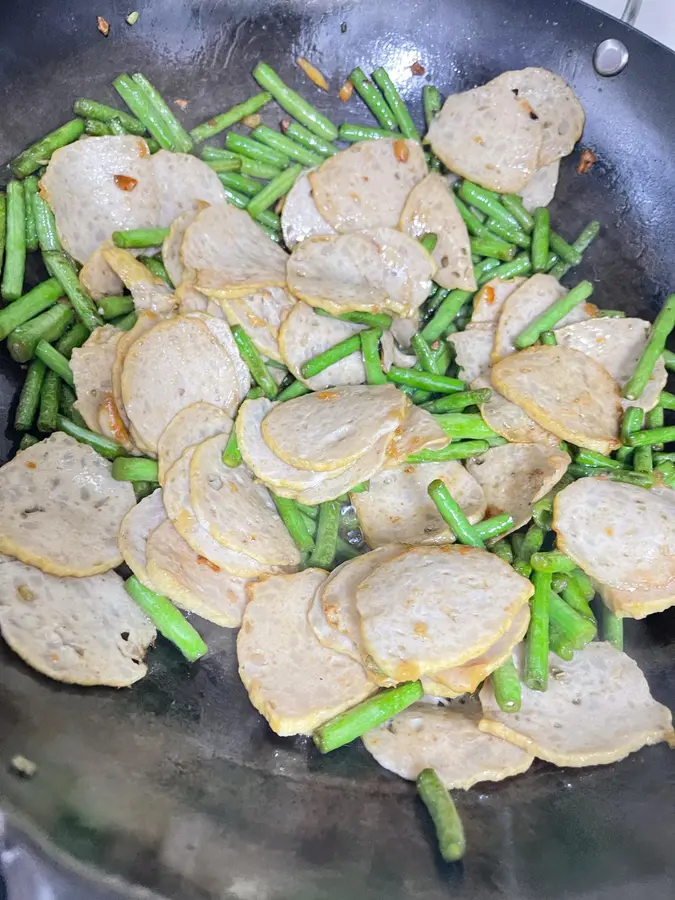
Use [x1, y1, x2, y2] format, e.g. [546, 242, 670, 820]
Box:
[593, 38, 629, 76]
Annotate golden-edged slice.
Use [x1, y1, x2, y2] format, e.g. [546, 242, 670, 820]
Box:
[0, 433, 135, 577]
[220, 287, 295, 364]
[309, 139, 427, 232]
[117, 488, 167, 588]
[362, 699, 534, 788]
[518, 160, 560, 211]
[71, 324, 123, 433]
[237, 569, 375, 735]
[261, 383, 407, 473]
[466, 442, 570, 530]
[553, 479, 675, 591]
[491, 345, 622, 454]
[149, 150, 226, 226]
[469, 276, 527, 328]
[356, 545, 533, 680]
[382, 405, 449, 468]
[280, 167, 334, 249]
[161, 208, 200, 288]
[479, 643, 674, 766]
[596, 580, 675, 620]
[351, 460, 485, 548]
[182, 204, 288, 299]
[157, 402, 232, 485]
[0, 556, 155, 687]
[286, 229, 435, 318]
[103, 247, 176, 314]
[146, 519, 250, 627]
[189, 434, 301, 567]
[399, 173, 476, 291]
[448, 328, 494, 383]
[427, 80, 542, 192]
[473, 374, 556, 445]
[80, 240, 125, 301]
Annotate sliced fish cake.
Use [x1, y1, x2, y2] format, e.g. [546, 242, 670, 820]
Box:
[0, 433, 135, 577]
[309, 139, 427, 232]
[469, 277, 527, 328]
[479, 643, 674, 766]
[161, 208, 200, 288]
[399, 172, 476, 291]
[492, 274, 590, 363]
[448, 327, 494, 382]
[40, 135, 158, 264]
[182, 204, 288, 299]
[363, 699, 533, 788]
[473, 374, 556, 445]
[261, 383, 407, 473]
[237, 569, 375, 735]
[163, 448, 271, 578]
[492, 345, 622, 454]
[189, 433, 301, 567]
[466, 442, 570, 530]
[149, 150, 226, 225]
[121, 315, 239, 454]
[220, 287, 295, 364]
[427, 80, 542, 192]
[356, 545, 533, 679]
[186, 311, 251, 403]
[117, 488, 167, 588]
[146, 519, 250, 627]
[382, 405, 449, 468]
[103, 247, 176, 314]
[0, 556, 156, 687]
[518, 160, 560, 211]
[596, 579, 675, 620]
[492, 68, 585, 166]
[71, 324, 123, 433]
[351, 460, 486, 548]
[281, 167, 334, 249]
[555, 317, 668, 412]
[157, 402, 232, 485]
[553, 479, 675, 591]
[286, 229, 435, 318]
[80, 240, 125, 301]
[278, 301, 366, 389]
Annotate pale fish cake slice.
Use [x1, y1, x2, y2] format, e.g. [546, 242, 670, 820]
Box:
[80, 239, 125, 301]
[277, 301, 365, 390]
[596, 579, 675, 620]
[553, 479, 675, 591]
[237, 569, 375, 735]
[427, 80, 543, 193]
[162, 208, 200, 288]
[432, 605, 531, 695]
[448, 327, 495, 382]
[149, 150, 226, 226]
[491, 68, 585, 166]
[117, 488, 167, 588]
[554, 317, 668, 412]
[362, 699, 534, 788]
[103, 247, 176, 314]
[469, 277, 527, 328]
[186, 311, 251, 403]
[0, 433, 135, 577]
[492, 273, 590, 363]
[182, 204, 288, 299]
[351, 460, 486, 548]
[309, 139, 427, 233]
[479, 643, 675, 766]
[146, 519, 250, 627]
[189, 433, 301, 567]
[71, 324, 123, 432]
[399, 172, 476, 291]
[157, 402, 232, 485]
[380, 331, 417, 371]
[382, 405, 448, 468]
[356, 545, 533, 679]
[121, 315, 240, 454]
[236, 397, 338, 492]
[472, 374, 557, 445]
[220, 287, 296, 364]
[466, 442, 570, 531]
[0, 556, 156, 687]
[280, 167, 334, 249]
[163, 448, 272, 578]
[261, 383, 407, 472]
[518, 160, 560, 211]
[286, 229, 435, 318]
[491, 345, 622, 455]
[40, 135, 158, 264]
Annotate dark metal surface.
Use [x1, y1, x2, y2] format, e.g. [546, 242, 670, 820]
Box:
[0, 0, 674, 897]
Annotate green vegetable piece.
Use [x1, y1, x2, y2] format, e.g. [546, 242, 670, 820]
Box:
[96, 295, 135, 320]
[347, 67, 398, 130]
[459, 182, 520, 229]
[42, 251, 103, 331]
[308, 499, 341, 569]
[2, 181, 26, 301]
[561, 576, 596, 623]
[56, 414, 126, 459]
[8, 303, 74, 363]
[549, 589, 597, 650]
[407, 439, 489, 463]
[359, 328, 387, 385]
[428, 478, 485, 547]
[34, 340, 74, 385]
[514, 280, 593, 349]
[621, 405, 644, 443]
[421, 389, 492, 413]
[130, 73, 192, 152]
[499, 194, 535, 232]
[112, 311, 138, 331]
[73, 98, 145, 134]
[216, 171, 261, 196]
[189, 92, 272, 143]
[531, 207, 550, 272]
[284, 122, 338, 157]
[112, 227, 170, 249]
[313, 680, 424, 753]
[112, 457, 159, 482]
[125, 576, 207, 662]
[484, 216, 531, 248]
[422, 85, 442, 129]
[14, 358, 47, 431]
[32, 193, 62, 252]
[18, 434, 39, 451]
[417, 768, 466, 863]
[301, 334, 362, 379]
[470, 234, 516, 262]
[272, 495, 315, 553]
[253, 124, 323, 167]
[575, 448, 625, 469]
[623, 294, 675, 400]
[113, 74, 176, 150]
[239, 157, 283, 180]
[0, 278, 62, 341]
[222, 429, 242, 468]
[246, 164, 303, 221]
[549, 621, 574, 661]
[432, 412, 498, 441]
[530, 551, 576, 573]
[549, 230, 582, 266]
[55, 323, 89, 359]
[524, 570, 551, 692]
[230, 325, 279, 399]
[10, 119, 84, 179]
[491, 657, 521, 713]
[474, 513, 514, 542]
[371, 67, 420, 140]
[23, 176, 39, 252]
[253, 62, 338, 141]
[37, 369, 60, 433]
[387, 366, 466, 394]
[137, 255, 173, 287]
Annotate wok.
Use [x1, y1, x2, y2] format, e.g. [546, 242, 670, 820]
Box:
[0, 0, 674, 897]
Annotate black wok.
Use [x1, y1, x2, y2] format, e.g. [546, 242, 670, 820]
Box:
[0, 0, 674, 897]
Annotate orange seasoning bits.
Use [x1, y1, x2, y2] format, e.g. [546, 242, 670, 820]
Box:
[296, 57, 329, 91]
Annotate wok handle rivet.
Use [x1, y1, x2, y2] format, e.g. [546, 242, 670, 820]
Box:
[593, 38, 629, 76]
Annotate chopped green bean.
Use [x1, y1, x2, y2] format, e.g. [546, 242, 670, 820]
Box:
[624, 294, 675, 400]
[137, 255, 173, 287]
[662, 348, 675, 371]
[484, 217, 531, 249]
[112, 311, 138, 331]
[253, 124, 323, 167]
[246, 164, 303, 220]
[301, 334, 362, 379]
[626, 425, 675, 447]
[549, 590, 597, 650]
[479, 252, 531, 284]
[112, 227, 170, 249]
[84, 119, 112, 136]
[112, 457, 159, 482]
[18, 434, 39, 451]
[32, 193, 62, 252]
[432, 412, 498, 441]
[96, 295, 135, 320]
[222, 429, 242, 467]
[470, 234, 516, 262]
[347, 67, 398, 130]
[129, 73, 192, 152]
[454, 196, 488, 237]
[272, 495, 315, 553]
[308, 499, 341, 568]
[55, 323, 89, 359]
[337, 123, 399, 142]
[189, 92, 272, 143]
[621, 405, 644, 443]
[253, 62, 337, 141]
[360, 328, 387, 385]
[8, 303, 74, 362]
[561, 576, 596, 623]
[56, 414, 125, 459]
[499, 194, 534, 231]
[74, 98, 146, 134]
[58, 382, 85, 426]
[276, 379, 311, 402]
[10, 120, 84, 178]
[217, 171, 262, 196]
[531, 207, 550, 272]
[407, 440, 488, 463]
[284, 122, 338, 157]
[417, 768, 466, 863]
[540, 330, 557, 345]
[0, 278, 62, 341]
[43, 251, 103, 331]
[428, 479, 485, 547]
[34, 340, 74, 385]
[420, 289, 474, 342]
[239, 158, 283, 181]
[421, 389, 492, 413]
[515, 281, 593, 349]
[459, 182, 520, 229]
[474, 513, 515, 542]
[2, 181, 26, 301]
[37, 369, 60, 432]
[575, 448, 625, 469]
[491, 657, 521, 712]
[371, 67, 420, 140]
[422, 85, 442, 128]
[126, 576, 207, 662]
[23, 176, 39, 252]
[491, 538, 514, 564]
[14, 358, 47, 431]
[549, 621, 574, 661]
[531, 551, 576, 573]
[525, 570, 551, 691]
[113, 74, 176, 150]
[231, 325, 279, 398]
[387, 366, 466, 394]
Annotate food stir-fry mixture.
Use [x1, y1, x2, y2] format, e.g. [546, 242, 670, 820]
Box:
[1, 60, 675, 863]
